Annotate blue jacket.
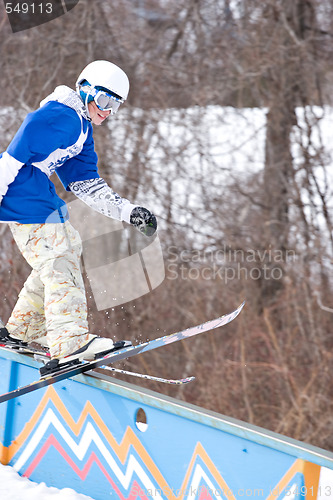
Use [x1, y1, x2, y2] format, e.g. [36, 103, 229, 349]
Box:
[0, 98, 99, 223]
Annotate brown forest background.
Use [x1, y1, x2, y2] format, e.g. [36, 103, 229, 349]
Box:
[0, 0, 333, 452]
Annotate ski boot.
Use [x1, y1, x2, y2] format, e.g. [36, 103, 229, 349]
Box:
[40, 336, 132, 377]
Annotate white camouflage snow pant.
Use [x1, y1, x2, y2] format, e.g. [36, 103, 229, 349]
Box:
[6, 221, 90, 359]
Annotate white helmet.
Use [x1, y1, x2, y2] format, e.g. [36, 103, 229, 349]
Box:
[76, 60, 130, 117]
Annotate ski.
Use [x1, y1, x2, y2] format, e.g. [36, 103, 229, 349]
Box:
[34, 354, 194, 385]
[94, 365, 195, 385]
[0, 301, 245, 403]
[0, 343, 49, 358]
[0, 327, 50, 357]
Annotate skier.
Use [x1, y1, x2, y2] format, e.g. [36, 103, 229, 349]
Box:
[0, 60, 157, 373]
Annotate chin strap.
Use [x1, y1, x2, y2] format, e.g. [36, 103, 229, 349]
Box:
[83, 87, 92, 121]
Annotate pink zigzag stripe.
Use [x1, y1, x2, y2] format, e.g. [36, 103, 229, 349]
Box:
[198, 486, 215, 500]
[23, 434, 149, 500]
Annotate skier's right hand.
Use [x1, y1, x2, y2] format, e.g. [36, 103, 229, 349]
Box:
[130, 206, 157, 237]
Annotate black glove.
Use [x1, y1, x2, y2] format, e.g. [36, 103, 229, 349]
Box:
[130, 207, 157, 237]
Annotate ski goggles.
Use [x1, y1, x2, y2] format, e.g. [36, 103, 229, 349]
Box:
[85, 85, 124, 114]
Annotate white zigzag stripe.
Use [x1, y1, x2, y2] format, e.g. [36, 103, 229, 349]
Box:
[13, 408, 163, 498]
[185, 464, 220, 499]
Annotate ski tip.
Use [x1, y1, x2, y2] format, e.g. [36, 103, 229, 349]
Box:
[183, 376, 195, 384]
[236, 300, 246, 317]
[170, 376, 195, 385]
[233, 300, 246, 315]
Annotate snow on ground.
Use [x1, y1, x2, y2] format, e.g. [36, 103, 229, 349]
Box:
[0, 463, 93, 500]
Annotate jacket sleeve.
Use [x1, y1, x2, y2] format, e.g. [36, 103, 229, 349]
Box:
[69, 178, 137, 222]
[7, 105, 80, 162]
[0, 104, 81, 204]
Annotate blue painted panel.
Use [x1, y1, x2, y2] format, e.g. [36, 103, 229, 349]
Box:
[0, 351, 332, 500]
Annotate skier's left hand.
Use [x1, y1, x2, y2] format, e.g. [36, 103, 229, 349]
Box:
[130, 207, 157, 237]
